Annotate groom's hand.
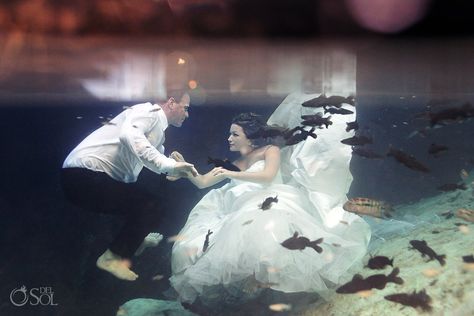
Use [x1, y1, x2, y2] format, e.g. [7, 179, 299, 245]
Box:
[173, 162, 198, 178]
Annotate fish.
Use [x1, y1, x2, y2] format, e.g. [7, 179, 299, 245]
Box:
[409, 240, 446, 266]
[301, 113, 333, 129]
[422, 268, 441, 277]
[281, 232, 324, 253]
[285, 127, 317, 146]
[455, 208, 474, 223]
[336, 268, 403, 293]
[367, 255, 394, 270]
[386, 146, 430, 173]
[207, 157, 241, 172]
[439, 210, 454, 219]
[268, 303, 292, 312]
[323, 106, 354, 115]
[463, 255, 474, 263]
[429, 103, 474, 127]
[346, 120, 359, 132]
[301, 94, 355, 108]
[151, 274, 164, 281]
[259, 195, 278, 210]
[384, 289, 432, 312]
[340, 135, 373, 146]
[101, 118, 117, 126]
[343, 198, 393, 218]
[351, 147, 384, 159]
[242, 219, 253, 226]
[202, 229, 213, 252]
[428, 143, 449, 156]
[437, 183, 467, 192]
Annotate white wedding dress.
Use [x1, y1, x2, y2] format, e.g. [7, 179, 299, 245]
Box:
[169, 93, 371, 303]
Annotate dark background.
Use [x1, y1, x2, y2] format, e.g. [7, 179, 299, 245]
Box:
[1, 0, 474, 38]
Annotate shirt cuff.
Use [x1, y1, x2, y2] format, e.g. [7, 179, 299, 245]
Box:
[161, 157, 177, 174]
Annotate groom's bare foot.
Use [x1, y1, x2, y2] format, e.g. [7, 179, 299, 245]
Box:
[96, 249, 138, 281]
[135, 232, 163, 256]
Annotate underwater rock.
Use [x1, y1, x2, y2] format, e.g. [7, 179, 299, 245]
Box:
[118, 298, 198, 316]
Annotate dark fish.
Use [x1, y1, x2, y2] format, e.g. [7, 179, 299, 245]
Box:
[281, 232, 324, 253]
[429, 103, 474, 127]
[323, 106, 354, 115]
[440, 210, 454, 219]
[282, 126, 306, 139]
[101, 118, 117, 126]
[346, 121, 359, 132]
[352, 147, 384, 159]
[202, 229, 213, 252]
[285, 127, 317, 146]
[409, 240, 446, 266]
[432, 230, 440, 234]
[301, 113, 333, 129]
[437, 183, 467, 192]
[384, 289, 432, 312]
[386, 146, 430, 173]
[149, 107, 162, 112]
[242, 219, 253, 226]
[336, 268, 403, 293]
[428, 143, 449, 156]
[367, 255, 394, 270]
[207, 157, 241, 172]
[259, 195, 278, 210]
[462, 255, 474, 263]
[302, 94, 355, 108]
[341, 135, 373, 146]
[429, 279, 437, 286]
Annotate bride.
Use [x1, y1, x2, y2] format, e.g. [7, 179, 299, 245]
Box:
[168, 93, 371, 305]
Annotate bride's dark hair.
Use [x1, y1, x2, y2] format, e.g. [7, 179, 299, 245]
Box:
[231, 112, 277, 147]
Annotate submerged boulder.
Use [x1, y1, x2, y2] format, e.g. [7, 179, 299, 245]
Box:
[117, 298, 198, 316]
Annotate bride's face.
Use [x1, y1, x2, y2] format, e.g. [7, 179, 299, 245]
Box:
[228, 124, 250, 152]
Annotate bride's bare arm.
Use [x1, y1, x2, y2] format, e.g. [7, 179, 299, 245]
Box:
[187, 170, 227, 189]
[167, 151, 227, 189]
[214, 146, 281, 185]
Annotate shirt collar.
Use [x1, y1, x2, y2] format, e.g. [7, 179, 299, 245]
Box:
[155, 104, 169, 131]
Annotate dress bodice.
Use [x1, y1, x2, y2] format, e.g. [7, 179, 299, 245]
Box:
[231, 160, 283, 186]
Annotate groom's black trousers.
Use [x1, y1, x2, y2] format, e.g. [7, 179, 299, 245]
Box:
[60, 167, 161, 259]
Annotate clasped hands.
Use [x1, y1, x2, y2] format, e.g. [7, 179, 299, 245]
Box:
[167, 151, 198, 180]
[166, 151, 235, 181]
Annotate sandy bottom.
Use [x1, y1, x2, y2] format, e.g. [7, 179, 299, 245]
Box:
[296, 188, 474, 316]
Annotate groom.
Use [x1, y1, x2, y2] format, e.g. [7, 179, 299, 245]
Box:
[60, 91, 197, 281]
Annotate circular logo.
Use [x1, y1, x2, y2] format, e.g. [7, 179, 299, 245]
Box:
[10, 286, 28, 307]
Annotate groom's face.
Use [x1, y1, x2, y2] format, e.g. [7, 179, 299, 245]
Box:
[169, 94, 190, 127]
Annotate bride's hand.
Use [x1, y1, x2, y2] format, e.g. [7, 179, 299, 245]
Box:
[211, 167, 235, 178]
